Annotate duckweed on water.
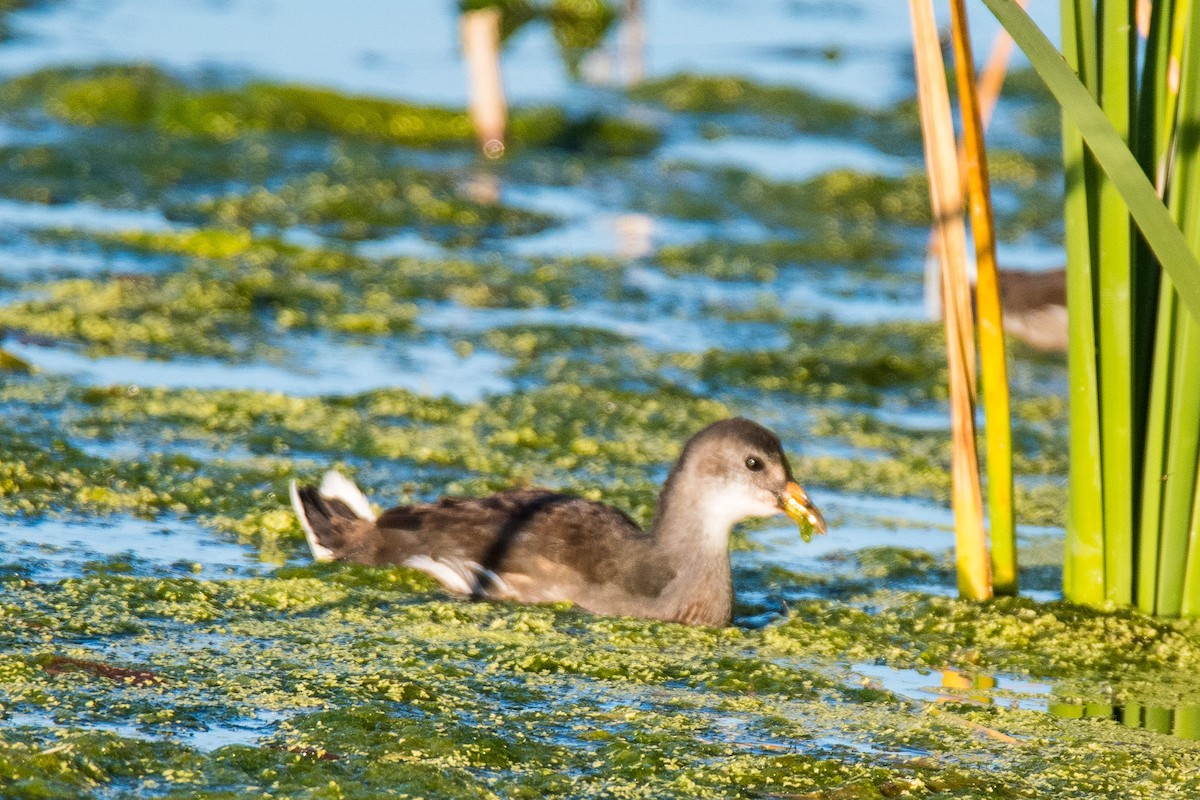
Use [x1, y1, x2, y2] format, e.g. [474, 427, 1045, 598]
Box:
[0, 267, 417, 358]
[0, 239, 633, 358]
[632, 165, 934, 243]
[479, 324, 635, 358]
[697, 318, 947, 402]
[4, 570, 1200, 797]
[629, 73, 898, 139]
[75, 381, 730, 481]
[0, 137, 552, 244]
[0, 377, 731, 533]
[809, 408, 1069, 479]
[0, 131, 281, 207]
[172, 163, 553, 244]
[0, 64, 661, 155]
[98, 229, 606, 308]
[655, 237, 900, 282]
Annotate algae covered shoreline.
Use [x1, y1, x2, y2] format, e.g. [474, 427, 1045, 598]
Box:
[0, 3, 1197, 794]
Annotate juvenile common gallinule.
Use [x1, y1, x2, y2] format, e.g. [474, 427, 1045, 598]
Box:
[290, 417, 825, 626]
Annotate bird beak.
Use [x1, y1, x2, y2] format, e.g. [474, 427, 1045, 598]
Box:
[780, 481, 827, 542]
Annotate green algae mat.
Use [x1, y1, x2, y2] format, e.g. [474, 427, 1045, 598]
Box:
[0, 46, 1197, 800]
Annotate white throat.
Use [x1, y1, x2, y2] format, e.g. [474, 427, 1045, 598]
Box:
[695, 483, 779, 548]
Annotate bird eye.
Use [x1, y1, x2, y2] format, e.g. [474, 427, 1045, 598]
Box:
[745, 456, 763, 471]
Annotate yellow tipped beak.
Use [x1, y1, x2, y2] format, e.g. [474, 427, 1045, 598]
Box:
[781, 481, 827, 541]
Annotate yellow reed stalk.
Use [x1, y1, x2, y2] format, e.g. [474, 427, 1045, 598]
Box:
[949, 0, 1017, 596]
[909, 0, 992, 600]
[922, 5, 1022, 338]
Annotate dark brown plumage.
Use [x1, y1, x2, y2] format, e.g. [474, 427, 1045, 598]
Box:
[290, 418, 826, 626]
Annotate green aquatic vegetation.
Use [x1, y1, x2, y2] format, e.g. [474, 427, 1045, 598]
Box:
[644, 158, 1054, 265]
[738, 162, 1046, 254]
[173, 166, 553, 244]
[816, 544, 945, 582]
[479, 324, 634, 358]
[809, 407, 1070, 481]
[1010, 420, 1070, 477]
[98, 226, 299, 261]
[0, 275, 274, 359]
[1013, 393, 1068, 425]
[642, 165, 934, 240]
[1016, 534, 1069, 593]
[734, 169, 934, 229]
[518, 109, 662, 158]
[0, 425, 302, 526]
[0, 233, 632, 361]
[96, 228, 603, 309]
[504, 347, 691, 398]
[656, 236, 900, 281]
[124, 227, 632, 308]
[0, 264, 418, 358]
[0, 64, 661, 156]
[0, 376, 728, 531]
[0, 137, 549, 244]
[796, 453, 950, 505]
[766, 592, 1200, 706]
[629, 73, 875, 135]
[695, 318, 948, 403]
[809, 409, 946, 458]
[0, 11, 1167, 794]
[846, 546, 945, 581]
[470, 325, 691, 394]
[72, 381, 728, 492]
[0, 729, 204, 800]
[630, 73, 928, 162]
[5, 569, 1200, 797]
[988, 147, 1062, 186]
[0, 131, 280, 207]
[778, 452, 1062, 527]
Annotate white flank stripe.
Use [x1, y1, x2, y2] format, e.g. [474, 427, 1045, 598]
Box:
[403, 555, 512, 597]
[404, 555, 475, 595]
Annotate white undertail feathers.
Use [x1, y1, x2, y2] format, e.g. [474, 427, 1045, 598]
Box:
[290, 470, 376, 561]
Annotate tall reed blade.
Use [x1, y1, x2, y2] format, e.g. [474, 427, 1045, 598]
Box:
[1137, 286, 1175, 611]
[1155, 6, 1200, 612]
[1058, 0, 1107, 606]
[1181, 464, 1200, 615]
[1159, 316, 1200, 614]
[1097, 0, 1136, 607]
[948, 0, 1016, 595]
[909, 0, 991, 600]
[1170, 1, 1200, 615]
[1131, 0, 1181, 614]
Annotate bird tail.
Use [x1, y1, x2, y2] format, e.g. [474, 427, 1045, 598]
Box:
[289, 470, 376, 561]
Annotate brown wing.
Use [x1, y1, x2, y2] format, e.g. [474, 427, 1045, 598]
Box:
[371, 490, 675, 603]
